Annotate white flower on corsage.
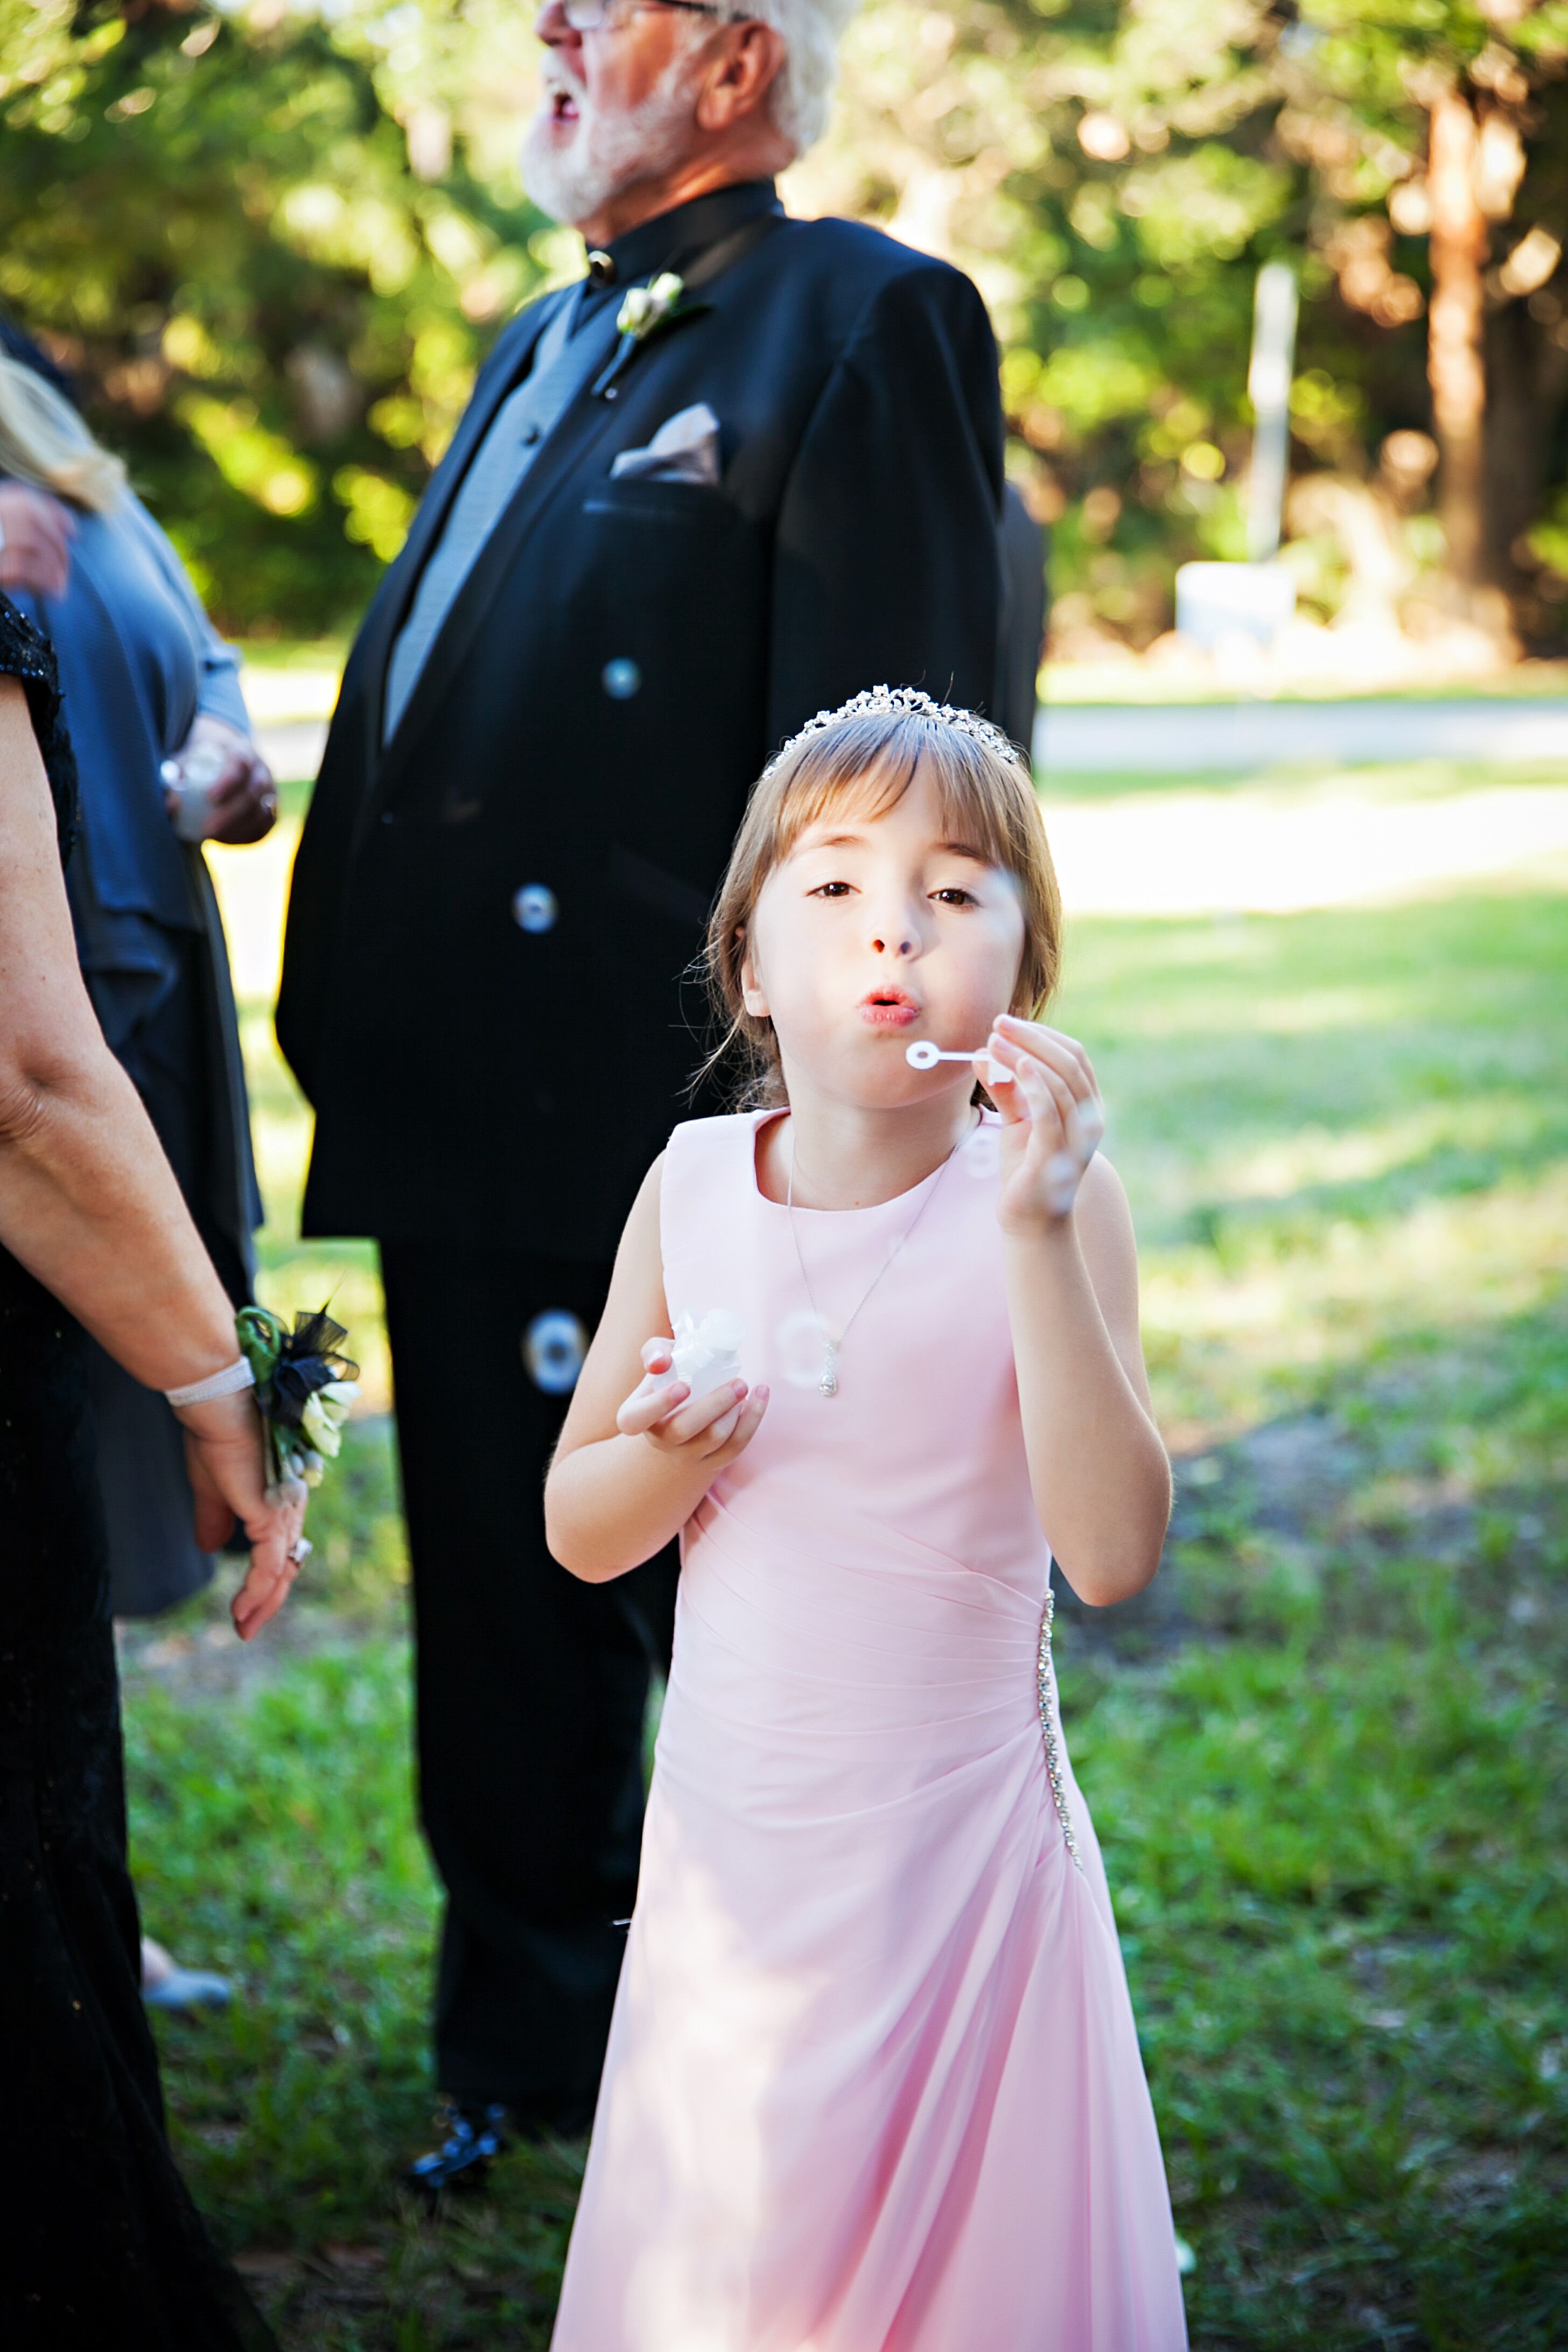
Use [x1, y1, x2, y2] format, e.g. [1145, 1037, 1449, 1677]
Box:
[617, 271, 685, 342]
[300, 1379, 360, 1462]
[670, 1308, 746, 1396]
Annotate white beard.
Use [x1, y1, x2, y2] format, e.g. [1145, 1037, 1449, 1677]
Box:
[521, 50, 704, 228]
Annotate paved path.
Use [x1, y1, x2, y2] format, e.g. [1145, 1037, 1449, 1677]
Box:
[233, 682, 1566, 997]
[251, 698, 1568, 791]
[1043, 780, 1568, 916]
[1034, 697, 1568, 774]
[210, 772, 1568, 1003]
[254, 717, 328, 781]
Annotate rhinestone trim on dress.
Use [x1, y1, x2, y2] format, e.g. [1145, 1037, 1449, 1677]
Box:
[1037, 1588, 1082, 1870]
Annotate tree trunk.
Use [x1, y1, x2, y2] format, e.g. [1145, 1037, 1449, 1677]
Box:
[1426, 87, 1489, 589]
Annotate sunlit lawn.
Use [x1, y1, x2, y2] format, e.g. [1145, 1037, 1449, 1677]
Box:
[122, 772, 1567, 2348]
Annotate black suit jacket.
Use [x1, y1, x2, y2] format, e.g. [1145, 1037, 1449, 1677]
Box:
[277, 183, 1006, 1258]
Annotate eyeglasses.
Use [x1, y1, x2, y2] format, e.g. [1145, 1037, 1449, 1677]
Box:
[562, 0, 729, 30]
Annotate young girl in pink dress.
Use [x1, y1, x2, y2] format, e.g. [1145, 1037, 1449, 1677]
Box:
[545, 689, 1188, 2350]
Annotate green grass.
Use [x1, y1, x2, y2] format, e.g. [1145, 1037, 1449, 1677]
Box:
[124, 827, 1567, 2347]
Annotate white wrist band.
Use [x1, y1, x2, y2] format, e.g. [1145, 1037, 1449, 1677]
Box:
[165, 1356, 256, 1408]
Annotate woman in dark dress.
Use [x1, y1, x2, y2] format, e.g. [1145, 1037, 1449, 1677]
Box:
[0, 344, 275, 1624]
[1, 327, 279, 2008]
[0, 597, 300, 2346]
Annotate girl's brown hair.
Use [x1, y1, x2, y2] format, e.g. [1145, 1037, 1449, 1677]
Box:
[704, 694, 1062, 1106]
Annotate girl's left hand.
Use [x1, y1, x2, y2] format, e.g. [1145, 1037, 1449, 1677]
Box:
[977, 1012, 1105, 1235]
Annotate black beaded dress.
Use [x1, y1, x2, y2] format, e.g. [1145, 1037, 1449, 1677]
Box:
[0, 598, 274, 2349]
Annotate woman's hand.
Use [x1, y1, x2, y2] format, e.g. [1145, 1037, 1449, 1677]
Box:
[174, 1387, 307, 1641]
[979, 1012, 1106, 1237]
[163, 713, 278, 846]
[0, 484, 75, 599]
[616, 1336, 768, 1468]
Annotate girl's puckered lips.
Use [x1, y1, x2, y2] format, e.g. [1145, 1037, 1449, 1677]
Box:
[859, 989, 921, 1028]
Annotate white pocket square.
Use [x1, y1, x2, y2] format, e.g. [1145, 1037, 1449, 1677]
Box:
[609, 401, 721, 487]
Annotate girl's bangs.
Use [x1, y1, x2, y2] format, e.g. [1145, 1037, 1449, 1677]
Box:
[770, 722, 1022, 878]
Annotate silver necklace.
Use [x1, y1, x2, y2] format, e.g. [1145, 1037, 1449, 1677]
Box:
[785, 1119, 972, 1398]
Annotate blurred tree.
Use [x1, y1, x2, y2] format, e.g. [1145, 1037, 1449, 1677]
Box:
[1283, 1, 1568, 632]
[790, 0, 1568, 650]
[3, 0, 1565, 646]
[0, 0, 552, 633]
[794, 0, 1295, 651]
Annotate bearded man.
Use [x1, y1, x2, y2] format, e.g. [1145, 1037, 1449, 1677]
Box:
[278, 0, 1011, 2187]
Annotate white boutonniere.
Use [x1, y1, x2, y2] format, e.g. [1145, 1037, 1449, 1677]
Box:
[596, 270, 710, 400]
[616, 271, 687, 342]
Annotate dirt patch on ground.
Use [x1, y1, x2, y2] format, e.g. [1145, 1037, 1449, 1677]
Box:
[1055, 1403, 1563, 1665]
[121, 1404, 1560, 1701]
[116, 1591, 391, 1702]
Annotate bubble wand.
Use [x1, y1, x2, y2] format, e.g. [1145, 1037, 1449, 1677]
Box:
[904, 1039, 1105, 1213]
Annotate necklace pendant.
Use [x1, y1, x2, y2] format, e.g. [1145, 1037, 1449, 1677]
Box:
[818, 1366, 839, 1398]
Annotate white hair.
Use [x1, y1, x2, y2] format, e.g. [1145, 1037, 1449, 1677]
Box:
[741, 0, 857, 158]
[521, 0, 856, 227]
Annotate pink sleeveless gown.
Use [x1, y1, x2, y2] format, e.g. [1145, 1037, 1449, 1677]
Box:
[550, 1111, 1188, 2351]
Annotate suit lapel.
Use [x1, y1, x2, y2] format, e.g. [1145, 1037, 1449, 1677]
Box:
[352, 294, 564, 789]
[370, 215, 788, 811]
[368, 302, 629, 806]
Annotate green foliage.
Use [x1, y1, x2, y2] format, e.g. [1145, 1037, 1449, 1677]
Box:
[0, 0, 551, 632]
[3, 0, 1566, 640]
[5, 0, 1567, 641]
[806, 0, 1568, 645]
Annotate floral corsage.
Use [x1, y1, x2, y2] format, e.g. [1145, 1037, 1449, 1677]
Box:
[237, 1305, 360, 1504]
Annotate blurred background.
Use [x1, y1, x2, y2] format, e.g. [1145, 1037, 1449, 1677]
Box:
[5, 0, 1568, 670]
[5, 3, 1564, 2346]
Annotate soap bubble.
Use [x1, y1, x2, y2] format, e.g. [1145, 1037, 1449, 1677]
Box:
[775, 1308, 832, 1390]
[512, 883, 558, 934]
[523, 1309, 588, 1395]
[1044, 1153, 1081, 1216]
[962, 1126, 1000, 1179]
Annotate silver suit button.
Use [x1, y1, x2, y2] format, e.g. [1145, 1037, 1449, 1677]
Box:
[601, 657, 641, 701]
[512, 883, 558, 933]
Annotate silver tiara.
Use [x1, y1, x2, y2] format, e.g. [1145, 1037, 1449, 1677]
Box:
[763, 685, 1020, 776]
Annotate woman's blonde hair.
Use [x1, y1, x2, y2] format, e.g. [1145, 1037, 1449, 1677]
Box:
[705, 689, 1062, 1106]
[0, 355, 125, 514]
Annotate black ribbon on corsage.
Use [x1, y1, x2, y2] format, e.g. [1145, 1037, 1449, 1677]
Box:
[237, 1305, 360, 1503]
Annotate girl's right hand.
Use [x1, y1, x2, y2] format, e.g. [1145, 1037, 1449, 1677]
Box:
[616, 1336, 768, 1466]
